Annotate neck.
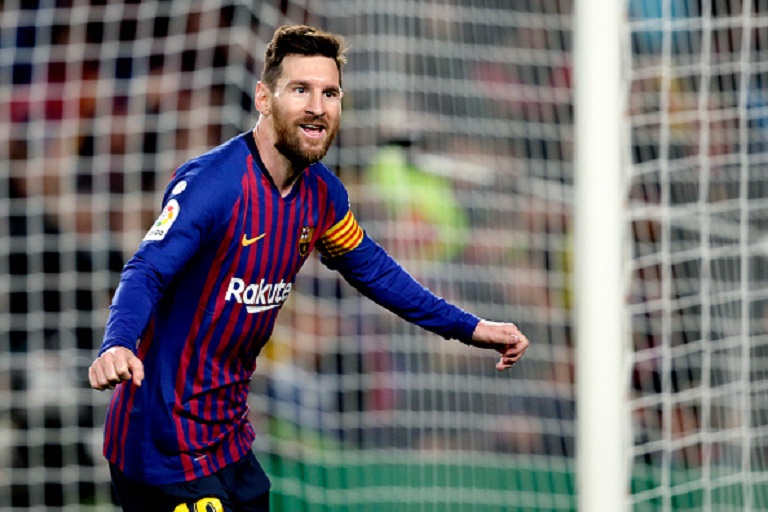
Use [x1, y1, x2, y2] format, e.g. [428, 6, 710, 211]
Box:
[252, 123, 304, 197]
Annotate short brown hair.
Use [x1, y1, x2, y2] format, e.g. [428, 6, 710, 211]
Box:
[261, 25, 348, 90]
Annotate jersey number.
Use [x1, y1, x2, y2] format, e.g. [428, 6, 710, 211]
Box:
[173, 497, 223, 512]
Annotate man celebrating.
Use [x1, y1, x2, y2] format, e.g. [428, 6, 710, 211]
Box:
[89, 25, 528, 511]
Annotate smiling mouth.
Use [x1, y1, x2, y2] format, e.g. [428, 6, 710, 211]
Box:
[300, 124, 326, 138]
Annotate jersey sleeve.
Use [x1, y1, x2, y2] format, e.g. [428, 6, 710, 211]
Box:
[321, 229, 479, 344]
[314, 167, 478, 342]
[312, 169, 365, 259]
[98, 164, 236, 355]
[322, 235, 479, 342]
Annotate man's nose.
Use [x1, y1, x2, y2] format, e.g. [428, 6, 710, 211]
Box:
[305, 92, 325, 116]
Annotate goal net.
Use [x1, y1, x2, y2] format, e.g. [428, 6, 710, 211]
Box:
[0, 1, 575, 510]
[3, 0, 764, 511]
[627, 0, 768, 510]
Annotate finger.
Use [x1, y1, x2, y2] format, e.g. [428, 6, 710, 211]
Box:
[102, 353, 121, 386]
[496, 354, 520, 371]
[496, 357, 514, 371]
[508, 334, 530, 353]
[88, 364, 100, 389]
[89, 361, 110, 390]
[128, 356, 144, 387]
[495, 339, 526, 356]
[113, 350, 133, 381]
[496, 338, 529, 371]
[501, 343, 527, 358]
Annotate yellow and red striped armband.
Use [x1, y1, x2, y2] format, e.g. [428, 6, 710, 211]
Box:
[318, 210, 364, 258]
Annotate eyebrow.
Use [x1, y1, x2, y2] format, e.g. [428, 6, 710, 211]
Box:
[285, 79, 341, 93]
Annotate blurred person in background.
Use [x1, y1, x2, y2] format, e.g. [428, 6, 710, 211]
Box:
[4, 18, 126, 505]
[87, 25, 529, 511]
[4, 135, 123, 507]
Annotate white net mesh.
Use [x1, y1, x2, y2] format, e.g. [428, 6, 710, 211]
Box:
[627, 0, 768, 510]
[1, 1, 575, 509]
[4, 0, 765, 511]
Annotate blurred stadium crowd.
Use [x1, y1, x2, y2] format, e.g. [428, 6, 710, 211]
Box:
[1, 2, 577, 507]
[2, 0, 768, 509]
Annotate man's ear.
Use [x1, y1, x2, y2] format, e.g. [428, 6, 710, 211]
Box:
[254, 81, 271, 116]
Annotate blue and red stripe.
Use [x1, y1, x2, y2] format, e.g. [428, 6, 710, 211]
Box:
[102, 132, 359, 485]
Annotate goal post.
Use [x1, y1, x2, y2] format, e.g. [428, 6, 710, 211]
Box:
[574, 0, 630, 511]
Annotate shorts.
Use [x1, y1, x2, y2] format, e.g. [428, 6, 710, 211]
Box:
[109, 451, 271, 512]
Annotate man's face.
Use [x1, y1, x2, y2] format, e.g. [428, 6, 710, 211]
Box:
[267, 54, 342, 166]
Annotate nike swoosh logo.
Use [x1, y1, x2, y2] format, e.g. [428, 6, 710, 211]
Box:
[245, 303, 281, 313]
[242, 233, 266, 246]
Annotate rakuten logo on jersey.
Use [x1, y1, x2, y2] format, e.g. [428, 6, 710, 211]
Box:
[225, 277, 293, 313]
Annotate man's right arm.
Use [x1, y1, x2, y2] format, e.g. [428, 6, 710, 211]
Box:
[88, 165, 232, 390]
[89, 250, 173, 390]
[98, 255, 166, 356]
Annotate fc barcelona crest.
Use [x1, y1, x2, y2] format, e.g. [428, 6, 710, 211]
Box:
[298, 226, 314, 256]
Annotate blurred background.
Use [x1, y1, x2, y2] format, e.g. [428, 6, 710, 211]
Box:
[0, 0, 767, 510]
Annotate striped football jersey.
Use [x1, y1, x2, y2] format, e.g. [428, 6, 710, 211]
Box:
[98, 131, 479, 485]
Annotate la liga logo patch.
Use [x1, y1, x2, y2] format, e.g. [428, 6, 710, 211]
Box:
[144, 199, 180, 241]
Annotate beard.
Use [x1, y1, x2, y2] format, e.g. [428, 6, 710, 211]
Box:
[271, 102, 340, 167]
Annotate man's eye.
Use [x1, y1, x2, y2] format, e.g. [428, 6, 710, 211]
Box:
[295, 87, 306, 93]
[325, 91, 338, 98]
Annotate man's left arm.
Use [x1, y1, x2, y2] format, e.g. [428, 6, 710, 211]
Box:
[321, 234, 529, 370]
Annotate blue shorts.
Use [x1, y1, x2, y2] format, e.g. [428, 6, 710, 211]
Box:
[109, 451, 271, 512]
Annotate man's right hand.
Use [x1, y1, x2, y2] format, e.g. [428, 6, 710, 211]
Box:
[88, 346, 144, 390]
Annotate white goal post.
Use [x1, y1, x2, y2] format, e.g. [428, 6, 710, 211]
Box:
[574, 0, 630, 511]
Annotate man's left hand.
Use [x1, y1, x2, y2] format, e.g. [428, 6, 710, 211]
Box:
[470, 320, 529, 371]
